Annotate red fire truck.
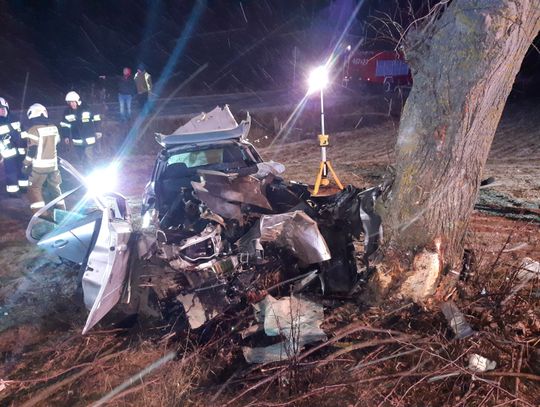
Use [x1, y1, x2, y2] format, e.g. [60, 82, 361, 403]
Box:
[343, 50, 412, 91]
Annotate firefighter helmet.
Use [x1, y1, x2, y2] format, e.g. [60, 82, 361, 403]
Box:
[0, 97, 9, 111]
[65, 91, 81, 105]
[27, 103, 48, 119]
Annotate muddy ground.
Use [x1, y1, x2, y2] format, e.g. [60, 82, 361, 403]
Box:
[0, 96, 539, 406]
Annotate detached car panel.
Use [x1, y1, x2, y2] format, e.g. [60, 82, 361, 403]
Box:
[26, 165, 133, 335]
[82, 204, 132, 334]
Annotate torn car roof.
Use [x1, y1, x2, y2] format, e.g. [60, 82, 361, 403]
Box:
[155, 105, 251, 148]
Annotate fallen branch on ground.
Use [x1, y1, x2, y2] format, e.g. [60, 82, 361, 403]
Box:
[225, 322, 414, 406]
[322, 335, 418, 364]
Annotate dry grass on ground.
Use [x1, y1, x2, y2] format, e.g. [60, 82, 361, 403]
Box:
[2, 235, 538, 406]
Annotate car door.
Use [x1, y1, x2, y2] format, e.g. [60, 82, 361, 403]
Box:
[26, 187, 101, 265]
[81, 200, 132, 334]
[26, 160, 134, 334]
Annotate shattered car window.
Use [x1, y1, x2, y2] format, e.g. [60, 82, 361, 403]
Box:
[28, 209, 88, 241]
[168, 149, 223, 168]
[166, 144, 257, 170]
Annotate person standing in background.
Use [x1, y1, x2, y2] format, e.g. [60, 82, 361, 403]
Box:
[118, 67, 136, 122]
[134, 64, 152, 109]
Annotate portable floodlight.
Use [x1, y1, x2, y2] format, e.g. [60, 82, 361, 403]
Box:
[308, 65, 343, 196]
[308, 65, 329, 93]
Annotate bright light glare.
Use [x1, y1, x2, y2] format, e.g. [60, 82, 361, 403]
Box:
[85, 166, 118, 196]
[141, 208, 157, 229]
[308, 66, 329, 93]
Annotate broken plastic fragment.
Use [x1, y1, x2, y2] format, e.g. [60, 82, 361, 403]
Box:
[242, 343, 293, 364]
[177, 293, 219, 329]
[516, 258, 540, 280]
[293, 270, 320, 292]
[242, 295, 326, 364]
[255, 161, 286, 178]
[441, 301, 475, 339]
[240, 323, 264, 339]
[468, 354, 496, 372]
[501, 258, 540, 306]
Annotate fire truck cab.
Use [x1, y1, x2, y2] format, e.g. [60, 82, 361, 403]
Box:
[343, 50, 412, 92]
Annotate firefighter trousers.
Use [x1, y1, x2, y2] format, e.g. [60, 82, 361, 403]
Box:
[3, 154, 27, 194]
[3, 155, 21, 194]
[74, 145, 94, 173]
[17, 154, 29, 188]
[28, 169, 65, 212]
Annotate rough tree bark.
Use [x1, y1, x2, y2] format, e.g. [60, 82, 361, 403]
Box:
[370, 0, 540, 303]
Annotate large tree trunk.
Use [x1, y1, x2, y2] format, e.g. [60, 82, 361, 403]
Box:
[370, 0, 540, 303]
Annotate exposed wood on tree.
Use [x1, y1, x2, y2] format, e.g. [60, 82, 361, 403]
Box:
[371, 0, 540, 303]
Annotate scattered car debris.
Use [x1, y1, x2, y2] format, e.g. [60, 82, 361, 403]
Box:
[440, 301, 475, 339]
[255, 161, 285, 178]
[249, 210, 331, 264]
[501, 258, 540, 306]
[515, 258, 540, 280]
[177, 292, 218, 329]
[242, 295, 327, 364]
[501, 242, 529, 253]
[468, 354, 497, 373]
[25, 106, 383, 334]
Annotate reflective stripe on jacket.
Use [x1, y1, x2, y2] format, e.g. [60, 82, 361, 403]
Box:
[25, 124, 60, 170]
[61, 105, 100, 147]
[134, 71, 152, 94]
[0, 121, 24, 159]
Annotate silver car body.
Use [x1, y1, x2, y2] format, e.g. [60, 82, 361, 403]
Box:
[26, 161, 132, 334]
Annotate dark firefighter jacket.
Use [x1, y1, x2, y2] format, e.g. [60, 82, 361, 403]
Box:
[59, 104, 101, 147]
[0, 116, 25, 160]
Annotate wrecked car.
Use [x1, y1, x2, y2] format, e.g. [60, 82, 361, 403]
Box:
[26, 105, 383, 334]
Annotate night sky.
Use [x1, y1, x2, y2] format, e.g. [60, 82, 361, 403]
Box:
[0, 0, 538, 107]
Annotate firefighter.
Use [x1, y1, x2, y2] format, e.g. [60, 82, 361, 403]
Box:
[59, 91, 102, 172]
[0, 97, 28, 196]
[23, 104, 65, 213]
